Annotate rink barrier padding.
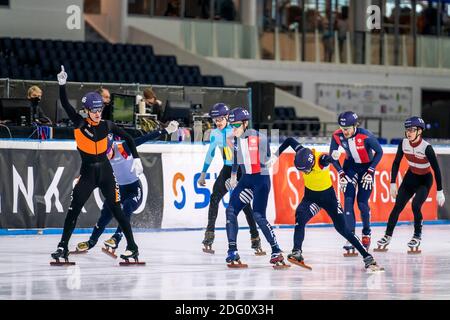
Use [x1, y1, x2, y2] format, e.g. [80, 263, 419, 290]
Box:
[1, 220, 450, 236]
[0, 141, 449, 230]
[0, 142, 163, 229]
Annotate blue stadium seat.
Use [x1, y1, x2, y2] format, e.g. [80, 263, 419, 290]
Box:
[390, 138, 403, 145]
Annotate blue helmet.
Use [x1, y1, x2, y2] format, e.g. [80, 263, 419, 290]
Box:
[209, 103, 230, 118]
[228, 107, 251, 123]
[294, 148, 315, 172]
[82, 92, 103, 110]
[338, 111, 358, 127]
[404, 116, 425, 130]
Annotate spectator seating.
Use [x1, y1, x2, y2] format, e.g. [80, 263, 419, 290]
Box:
[274, 106, 321, 136]
[0, 37, 225, 87]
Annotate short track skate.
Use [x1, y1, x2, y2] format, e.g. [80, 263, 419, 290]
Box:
[251, 237, 266, 256]
[343, 247, 358, 257]
[407, 238, 421, 254]
[271, 253, 291, 270]
[119, 250, 145, 266]
[50, 258, 76, 266]
[254, 247, 266, 256]
[373, 244, 389, 252]
[69, 248, 88, 255]
[50, 248, 75, 266]
[365, 264, 385, 273]
[227, 260, 248, 268]
[202, 243, 215, 255]
[102, 246, 118, 259]
[287, 257, 312, 270]
[202, 232, 215, 254]
[407, 247, 421, 254]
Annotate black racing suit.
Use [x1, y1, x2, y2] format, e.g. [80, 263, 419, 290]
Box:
[57, 85, 138, 251]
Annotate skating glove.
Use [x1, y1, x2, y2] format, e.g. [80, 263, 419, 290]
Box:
[331, 149, 341, 161]
[57, 65, 67, 85]
[390, 183, 398, 199]
[361, 171, 374, 190]
[165, 121, 179, 134]
[339, 172, 351, 193]
[198, 172, 206, 186]
[131, 158, 144, 176]
[437, 190, 445, 207]
[226, 174, 237, 190]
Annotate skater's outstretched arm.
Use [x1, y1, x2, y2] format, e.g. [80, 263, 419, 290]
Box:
[425, 145, 443, 191]
[275, 137, 303, 157]
[108, 122, 139, 159]
[390, 143, 404, 184]
[134, 129, 167, 147]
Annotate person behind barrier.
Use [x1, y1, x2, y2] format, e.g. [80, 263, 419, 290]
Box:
[97, 87, 113, 121]
[27, 85, 51, 124]
[143, 87, 163, 119]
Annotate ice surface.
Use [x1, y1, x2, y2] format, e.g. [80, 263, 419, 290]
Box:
[1, 225, 450, 300]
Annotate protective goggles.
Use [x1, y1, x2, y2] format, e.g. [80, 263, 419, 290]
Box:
[405, 127, 418, 133]
[89, 107, 103, 114]
[213, 116, 227, 123]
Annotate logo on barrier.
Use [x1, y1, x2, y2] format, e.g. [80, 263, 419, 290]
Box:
[171, 171, 229, 210]
[172, 173, 186, 210]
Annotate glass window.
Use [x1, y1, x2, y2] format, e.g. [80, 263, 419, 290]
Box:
[128, 0, 152, 15]
[184, 0, 211, 19]
[154, 0, 181, 17]
[84, 0, 101, 14]
[416, 0, 438, 35]
[214, 0, 240, 22]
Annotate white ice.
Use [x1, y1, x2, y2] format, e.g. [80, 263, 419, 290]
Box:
[1, 225, 450, 300]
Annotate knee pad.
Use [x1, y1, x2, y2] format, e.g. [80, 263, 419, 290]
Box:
[238, 188, 254, 204]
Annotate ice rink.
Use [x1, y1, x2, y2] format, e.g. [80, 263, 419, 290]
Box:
[1, 224, 450, 300]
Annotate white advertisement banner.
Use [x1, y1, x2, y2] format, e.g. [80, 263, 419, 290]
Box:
[160, 144, 276, 229]
[316, 83, 412, 120]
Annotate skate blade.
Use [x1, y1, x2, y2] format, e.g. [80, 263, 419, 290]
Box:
[50, 261, 76, 266]
[272, 262, 291, 270]
[343, 252, 359, 257]
[102, 247, 118, 259]
[374, 248, 388, 252]
[288, 258, 312, 270]
[69, 249, 88, 255]
[227, 261, 248, 268]
[119, 261, 146, 266]
[366, 266, 385, 273]
[202, 248, 215, 254]
[407, 249, 421, 254]
[254, 250, 266, 256]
